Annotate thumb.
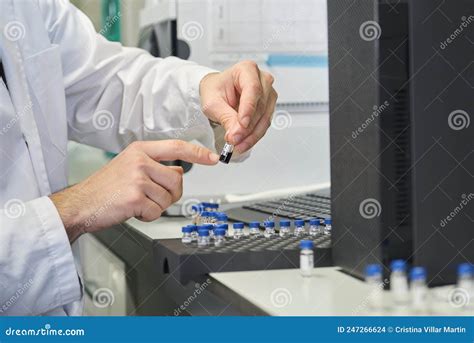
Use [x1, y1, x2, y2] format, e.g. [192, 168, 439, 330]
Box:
[209, 100, 244, 145]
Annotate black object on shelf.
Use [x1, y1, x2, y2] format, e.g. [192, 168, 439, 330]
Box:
[153, 234, 332, 285]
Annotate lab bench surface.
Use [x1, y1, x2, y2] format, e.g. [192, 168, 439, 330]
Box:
[87, 217, 469, 316]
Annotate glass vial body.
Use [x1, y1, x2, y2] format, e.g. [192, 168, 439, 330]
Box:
[410, 267, 428, 313]
[390, 260, 409, 306]
[263, 221, 275, 238]
[309, 219, 321, 236]
[181, 226, 193, 244]
[233, 222, 245, 239]
[324, 218, 332, 235]
[365, 264, 384, 310]
[279, 220, 291, 237]
[294, 220, 305, 237]
[214, 228, 226, 247]
[300, 240, 314, 277]
[197, 229, 210, 247]
[249, 221, 261, 238]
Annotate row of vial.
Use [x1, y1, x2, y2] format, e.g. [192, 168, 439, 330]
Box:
[365, 260, 474, 312]
[182, 218, 332, 246]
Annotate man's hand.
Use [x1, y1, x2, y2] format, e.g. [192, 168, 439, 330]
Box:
[199, 61, 278, 153]
[50, 140, 219, 242]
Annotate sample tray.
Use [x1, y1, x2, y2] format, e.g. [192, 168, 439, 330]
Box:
[153, 233, 333, 284]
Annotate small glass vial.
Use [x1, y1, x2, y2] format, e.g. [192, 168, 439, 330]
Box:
[390, 259, 409, 307]
[197, 229, 210, 247]
[214, 228, 226, 247]
[457, 263, 474, 310]
[279, 220, 291, 237]
[181, 225, 193, 244]
[365, 264, 384, 310]
[309, 218, 321, 236]
[233, 222, 245, 239]
[190, 225, 198, 242]
[208, 202, 219, 212]
[216, 212, 228, 226]
[249, 221, 261, 237]
[263, 221, 275, 238]
[324, 218, 332, 235]
[410, 266, 428, 313]
[219, 142, 234, 164]
[202, 224, 214, 239]
[299, 240, 314, 277]
[294, 219, 305, 237]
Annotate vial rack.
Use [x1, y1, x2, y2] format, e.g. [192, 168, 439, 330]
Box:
[154, 233, 332, 284]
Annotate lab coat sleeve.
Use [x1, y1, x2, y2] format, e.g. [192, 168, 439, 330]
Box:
[38, 0, 218, 153]
[0, 197, 82, 315]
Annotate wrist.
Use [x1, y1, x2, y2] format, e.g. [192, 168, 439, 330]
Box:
[49, 184, 88, 243]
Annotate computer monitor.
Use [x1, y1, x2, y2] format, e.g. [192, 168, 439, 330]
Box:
[328, 0, 473, 285]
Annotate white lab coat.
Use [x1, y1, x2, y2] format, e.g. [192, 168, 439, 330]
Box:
[0, 0, 217, 315]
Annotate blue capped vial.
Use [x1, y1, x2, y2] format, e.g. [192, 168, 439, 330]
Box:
[410, 267, 428, 312]
[214, 228, 226, 247]
[200, 211, 211, 225]
[457, 263, 474, 292]
[197, 229, 210, 247]
[215, 212, 228, 226]
[181, 225, 193, 244]
[324, 218, 332, 235]
[249, 221, 261, 238]
[279, 220, 291, 237]
[263, 221, 275, 238]
[208, 202, 219, 212]
[390, 259, 409, 306]
[309, 218, 321, 236]
[365, 264, 383, 309]
[233, 222, 245, 239]
[294, 219, 305, 237]
[300, 240, 314, 277]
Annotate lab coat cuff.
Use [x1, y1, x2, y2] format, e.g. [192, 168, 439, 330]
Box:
[33, 197, 83, 305]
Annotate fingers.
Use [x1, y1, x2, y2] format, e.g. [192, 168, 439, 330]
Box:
[235, 61, 264, 129]
[144, 180, 174, 212]
[144, 162, 183, 202]
[137, 198, 164, 222]
[235, 88, 278, 153]
[131, 140, 219, 165]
